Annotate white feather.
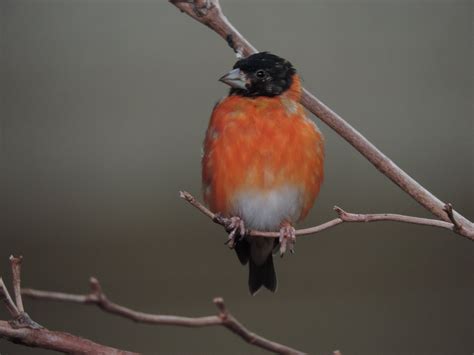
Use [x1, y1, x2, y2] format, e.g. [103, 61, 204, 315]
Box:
[231, 185, 304, 231]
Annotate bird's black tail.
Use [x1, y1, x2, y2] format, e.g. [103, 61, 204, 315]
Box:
[235, 238, 277, 295]
[248, 254, 277, 295]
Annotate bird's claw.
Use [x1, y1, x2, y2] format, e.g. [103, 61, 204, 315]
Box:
[279, 225, 296, 257]
[224, 216, 246, 249]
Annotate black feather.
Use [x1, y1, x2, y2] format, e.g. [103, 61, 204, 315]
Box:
[248, 255, 277, 295]
[230, 52, 296, 98]
[234, 238, 250, 265]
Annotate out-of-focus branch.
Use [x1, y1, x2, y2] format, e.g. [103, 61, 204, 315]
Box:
[180, 191, 459, 239]
[1, 257, 42, 330]
[5, 256, 306, 354]
[23, 277, 221, 327]
[0, 320, 136, 355]
[169, 0, 474, 241]
[3, 255, 306, 354]
[22, 280, 305, 355]
[0, 256, 135, 354]
[10, 256, 24, 313]
[0, 278, 19, 319]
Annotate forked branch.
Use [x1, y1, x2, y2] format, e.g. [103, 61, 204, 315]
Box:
[169, 0, 474, 241]
[22, 277, 304, 354]
[1, 256, 306, 354]
[0, 256, 135, 354]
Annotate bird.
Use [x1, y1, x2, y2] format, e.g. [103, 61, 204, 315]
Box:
[202, 52, 324, 295]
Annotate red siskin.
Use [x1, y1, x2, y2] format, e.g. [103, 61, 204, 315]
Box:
[202, 52, 324, 295]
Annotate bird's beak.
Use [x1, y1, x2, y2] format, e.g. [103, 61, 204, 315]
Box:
[219, 68, 248, 90]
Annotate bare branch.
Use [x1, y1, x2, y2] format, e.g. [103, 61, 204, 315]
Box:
[0, 257, 138, 354]
[212, 297, 305, 355]
[23, 279, 305, 354]
[2, 256, 42, 330]
[169, 0, 474, 241]
[443, 203, 463, 232]
[333, 206, 456, 230]
[180, 191, 459, 239]
[0, 278, 19, 318]
[24, 277, 220, 326]
[9, 255, 25, 313]
[0, 321, 137, 354]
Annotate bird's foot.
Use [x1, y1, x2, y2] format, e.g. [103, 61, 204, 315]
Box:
[279, 224, 296, 257]
[224, 216, 246, 249]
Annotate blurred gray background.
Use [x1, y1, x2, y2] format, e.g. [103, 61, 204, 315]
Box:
[1, 1, 473, 354]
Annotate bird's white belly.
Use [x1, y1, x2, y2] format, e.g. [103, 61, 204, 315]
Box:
[230, 185, 304, 231]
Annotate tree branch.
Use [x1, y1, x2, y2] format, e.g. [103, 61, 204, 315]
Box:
[10, 255, 25, 313]
[0, 278, 19, 319]
[0, 256, 137, 354]
[180, 191, 459, 239]
[24, 277, 221, 327]
[22, 278, 305, 355]
[22, 277, 303, 354]
[0, 321, 137, 355]
[2, 255, 309, 354]
[5, 256, 306, 354]
[169, 0, 474, 241]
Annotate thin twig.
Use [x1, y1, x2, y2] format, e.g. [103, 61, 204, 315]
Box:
[10, 255, 24, 313]
[180, 191, 458, 238]
[443, 203, 463, 232]
[22, 279, 305, 354]
[169, 0, 474, 240]
[3, 256, 42, 330]
[0, 257, 137, 354]
[0, 278, 19, 318]
[213, 297, 304, 355]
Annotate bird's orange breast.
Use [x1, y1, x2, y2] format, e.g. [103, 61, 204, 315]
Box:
[202, 76, 324, 225]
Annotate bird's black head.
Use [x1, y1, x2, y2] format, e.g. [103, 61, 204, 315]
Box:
[219, 52, 296, 97]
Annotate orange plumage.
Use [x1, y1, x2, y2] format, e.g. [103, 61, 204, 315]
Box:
[203, 75, 324, 218]
[201, 53, 324, 294]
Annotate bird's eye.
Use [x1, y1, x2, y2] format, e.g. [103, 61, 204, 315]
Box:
[255, 70, 266, 78]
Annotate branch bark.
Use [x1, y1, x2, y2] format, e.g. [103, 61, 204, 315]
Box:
[169, 0, 474, 241]
[22, 278, 304, 354]
[3, 256, 307, 354]
[0, 256, 136, 354]
[22, 278, 304, 355]
[0, 321, 136, 355]
[180, 191, 459, 239]
[3, 256, 306, 354]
